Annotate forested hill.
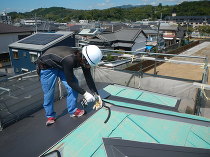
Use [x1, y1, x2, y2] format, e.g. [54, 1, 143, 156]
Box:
[8, 1, 210, 22]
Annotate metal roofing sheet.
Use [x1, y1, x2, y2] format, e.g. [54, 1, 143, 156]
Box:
[104, 99, 210, 122]
[103, 138, 210, 157]
[103, 84, 178, 107]
[42, 108, 210, 156]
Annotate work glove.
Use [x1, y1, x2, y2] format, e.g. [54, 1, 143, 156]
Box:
[93, 95, 103, 110]
[83, 91, 95, 103]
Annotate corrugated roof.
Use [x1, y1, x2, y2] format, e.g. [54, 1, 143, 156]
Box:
[0, 23, 32, 34]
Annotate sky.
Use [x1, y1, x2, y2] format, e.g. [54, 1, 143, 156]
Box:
[0, 0, 199, 13]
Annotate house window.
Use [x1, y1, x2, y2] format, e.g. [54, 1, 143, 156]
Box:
[12, 49, 19, 59]
[29, 52, 38, 62]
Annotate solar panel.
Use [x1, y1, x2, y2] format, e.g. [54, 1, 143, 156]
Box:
[89, 29, 96, 33]
[18, 34, 63, 45]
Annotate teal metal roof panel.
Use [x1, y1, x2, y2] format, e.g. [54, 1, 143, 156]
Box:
[138, 92, 177, 107]
[116, 88, 143, 99]
[104, 99, 210, 122]
[42, 108, 210, 156]
[104, 84, 179, 108]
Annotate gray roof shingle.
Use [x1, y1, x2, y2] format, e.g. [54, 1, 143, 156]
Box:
[98, 28, 144, 42]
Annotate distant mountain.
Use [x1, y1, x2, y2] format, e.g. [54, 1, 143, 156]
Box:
[8, 1, 210, 23]
[112, 4, 147, 9]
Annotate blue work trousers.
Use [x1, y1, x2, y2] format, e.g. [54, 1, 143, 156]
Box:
[40, 69, 78, 118]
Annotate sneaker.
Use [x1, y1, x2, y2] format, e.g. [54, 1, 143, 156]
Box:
[46, 117, 55, 126]
[70, 109, 85, 117]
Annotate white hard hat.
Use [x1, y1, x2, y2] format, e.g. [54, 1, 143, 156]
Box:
[82, 45, 102, 66]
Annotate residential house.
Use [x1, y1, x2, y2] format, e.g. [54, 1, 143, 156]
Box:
[130, 24, 165, 51]
[0, 23, 33, 68]
[102, 23, 129, 33]
[78, 28, 103, 47]
[21, 22, 59, 33]
[159, 23, 180, 47]
[162, 23, 186, 47]
[20, 19, 43, 26]
[66, 24, 83, 33]
[165, 15, 210, 28]
[144, 29, 165, 52]
[89, 28, 147, 51]
[79, 20, 88, 24]
[9, 31, 75, 74]
[0, 12, 12, 24]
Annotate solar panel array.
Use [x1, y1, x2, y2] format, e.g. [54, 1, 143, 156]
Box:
[18, 34, 63, 45]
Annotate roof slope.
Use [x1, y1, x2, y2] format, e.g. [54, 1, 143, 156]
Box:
[98, 28, 143, 42]
[42, 108, 210, 156]
[41, 84, 210, 156]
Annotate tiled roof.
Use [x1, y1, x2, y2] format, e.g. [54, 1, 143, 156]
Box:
[115, 28, 142, 41]
[143, 29, 158, 34]
[112, 42, 133, 48]
[99, 28, 143, 42]
[0, 23, 32, 34]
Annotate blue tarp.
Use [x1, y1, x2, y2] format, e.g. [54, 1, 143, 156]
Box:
[146, 46, 153, 50]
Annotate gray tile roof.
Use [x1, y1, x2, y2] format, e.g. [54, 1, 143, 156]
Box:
[143, 29, 158, 34]
[115, 28, 142, 41]
[98, 28, 143, 42]
[160, 26, 178, 31]
[103, 24, 129, 32]
[0, 23, 32, 34]
[112, 42, 133, 48]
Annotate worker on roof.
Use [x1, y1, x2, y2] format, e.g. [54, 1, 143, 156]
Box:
[36, 45, 103, 126]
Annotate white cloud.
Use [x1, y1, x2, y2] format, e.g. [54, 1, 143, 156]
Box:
[151, 2, 157, 5]
[138, 0, 198, 5]
[93, 0, 114, 9]
[97, 3, 106, 7]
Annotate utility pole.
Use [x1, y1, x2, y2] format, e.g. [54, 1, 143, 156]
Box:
[154, 16, 161, 75]
[35, 13, 37, 33]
